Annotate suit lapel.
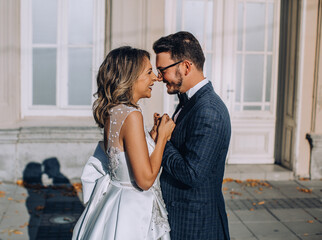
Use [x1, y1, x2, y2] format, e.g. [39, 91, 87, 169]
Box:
[175, 82, 213, 124]
[172, 100, 182, 120]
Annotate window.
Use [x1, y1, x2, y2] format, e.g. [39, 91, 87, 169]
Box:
[21, 0, 105, 117]
[164, 0, 279, 118]
[234, 1, 276, 112]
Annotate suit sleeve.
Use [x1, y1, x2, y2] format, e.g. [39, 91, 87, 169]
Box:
[162, 106, 228, 187]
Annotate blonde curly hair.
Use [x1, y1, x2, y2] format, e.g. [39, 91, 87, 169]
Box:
[93, 46, 150, 128]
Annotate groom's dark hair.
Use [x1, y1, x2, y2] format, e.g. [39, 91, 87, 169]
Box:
[153, 31, 205, 71]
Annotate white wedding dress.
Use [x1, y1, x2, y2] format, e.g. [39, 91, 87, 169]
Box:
[72, 104, 170, 240]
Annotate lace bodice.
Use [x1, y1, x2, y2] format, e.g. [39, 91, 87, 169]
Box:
[105, 104, 141, 181]
[107, 104, 140, 150]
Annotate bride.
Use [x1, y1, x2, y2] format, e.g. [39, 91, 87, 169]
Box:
[72, 46, 175, 240]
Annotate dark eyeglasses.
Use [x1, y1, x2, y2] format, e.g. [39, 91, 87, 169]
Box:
[157, 60, 183, 77]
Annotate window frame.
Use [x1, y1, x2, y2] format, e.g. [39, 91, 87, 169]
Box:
[21, 0, 105, 117]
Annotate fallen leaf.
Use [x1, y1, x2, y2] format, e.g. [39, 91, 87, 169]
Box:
[257, 201, 265, 205]
[230, 191, 242, 196]
[246, 179, 260, 182]
[19, 222, 29, 228]
[223, 187, 228, 191]
[8, 197, 13, 200]
[259, 182, 271, 187]
[13, 229, 23, 235]
[0, 190, 5, 198]
[249, 208, 254, 211]
[299, 177, 309, 181]
[307, 220, 314, 223]
[223, 178, 234, 183]
[16, 180, 24, 186]
[235, 180, 243, 183]
[252, 202, 256, 205]
[298, 188, 312, 193]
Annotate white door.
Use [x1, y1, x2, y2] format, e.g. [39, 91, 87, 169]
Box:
[164, 0, 281, 164]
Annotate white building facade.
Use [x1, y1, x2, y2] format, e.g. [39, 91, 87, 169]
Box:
[0, 0, 322, 181]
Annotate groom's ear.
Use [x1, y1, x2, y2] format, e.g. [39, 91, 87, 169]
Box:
[183, 60, 192, 76]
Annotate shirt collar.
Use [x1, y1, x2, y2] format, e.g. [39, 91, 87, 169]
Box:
[186, 79, 209, 99]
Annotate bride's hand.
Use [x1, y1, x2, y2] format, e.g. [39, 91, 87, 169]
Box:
[157, 114, 175, 142]
[150, 113, 161, 142]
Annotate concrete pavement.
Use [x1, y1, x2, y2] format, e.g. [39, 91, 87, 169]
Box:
[0, 174, 321, 239]
[223, 179, 322, 240]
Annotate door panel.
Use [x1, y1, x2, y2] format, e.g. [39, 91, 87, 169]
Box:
[225, 0, 280, 164]
[279, 0, 301, 170]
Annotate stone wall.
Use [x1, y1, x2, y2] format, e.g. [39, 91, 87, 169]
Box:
[0, 127, 102, 182]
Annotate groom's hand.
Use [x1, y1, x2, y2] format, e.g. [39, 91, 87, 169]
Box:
[150, 113, 161, 142]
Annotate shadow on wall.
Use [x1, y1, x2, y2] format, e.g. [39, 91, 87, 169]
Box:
[22, 157, 84, 240]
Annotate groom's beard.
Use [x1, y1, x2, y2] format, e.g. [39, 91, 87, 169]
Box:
[165, 69, 183, 95]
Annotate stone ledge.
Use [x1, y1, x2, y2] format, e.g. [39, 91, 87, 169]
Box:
[0, 126, 102, 144]
[0, 129, 19, 143]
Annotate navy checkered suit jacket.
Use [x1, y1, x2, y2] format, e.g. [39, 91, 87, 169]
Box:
[161, 82, 231, 240]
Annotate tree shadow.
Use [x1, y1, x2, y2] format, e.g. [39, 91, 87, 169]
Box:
[22, 157, 84, 240]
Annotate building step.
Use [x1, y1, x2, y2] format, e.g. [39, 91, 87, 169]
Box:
[224, 164, 294, 181]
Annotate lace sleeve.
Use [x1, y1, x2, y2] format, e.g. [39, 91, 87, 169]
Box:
[107, 104, 141, 151]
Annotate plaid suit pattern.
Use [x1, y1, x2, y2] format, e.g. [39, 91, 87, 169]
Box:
[161, 82, 231, 240]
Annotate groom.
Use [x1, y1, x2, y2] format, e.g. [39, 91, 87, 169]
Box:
[153, 31, 231, 239]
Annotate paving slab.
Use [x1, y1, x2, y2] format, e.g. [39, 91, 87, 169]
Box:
[245, 221, 299, 240]
[228, 222, 256, 240]
[296, 180, 322, 188]
[283, 220, 322, 236]
[304, 208, 322, 221]
[269, 181, 318, 199]
[270, 208, 315, 222]
[227, 210, 240, 223]
[233, 209, 278, 223]
[223, 181, 257, 200]
[301, 233, 322, 240]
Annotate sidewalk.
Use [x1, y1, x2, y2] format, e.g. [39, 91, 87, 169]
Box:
[223, 179, 322, 240]
[0, 178, 321, 240]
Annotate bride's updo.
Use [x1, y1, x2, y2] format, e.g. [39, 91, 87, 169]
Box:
[93, 46, 150, 128]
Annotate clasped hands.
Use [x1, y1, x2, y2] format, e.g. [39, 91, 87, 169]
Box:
[150, 113, 175, 142]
